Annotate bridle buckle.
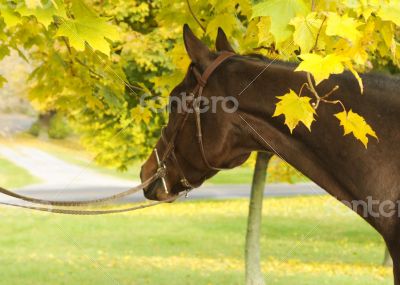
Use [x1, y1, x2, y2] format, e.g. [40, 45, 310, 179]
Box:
[180, 178, 191, 189]
[154, 148, 169, 194]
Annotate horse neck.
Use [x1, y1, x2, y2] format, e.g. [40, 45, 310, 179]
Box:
[237, 60, 400, 204]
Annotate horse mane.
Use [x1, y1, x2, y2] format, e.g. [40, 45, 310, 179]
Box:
[243, 53, 298, 69]
[242, 52, 400, 93]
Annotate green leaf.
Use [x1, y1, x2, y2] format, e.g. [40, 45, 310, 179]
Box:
[0, 8, 21, 27]
[16, 0, 66, 27]
[335, 110, 377, 148]
[0, 75, 7, 88]
[273, 89, 316, 133]
[101, 86, 122, 110]
[252, 0, 309, 43]
[55, 0, 120, 55]
[0, 45, 10, 60]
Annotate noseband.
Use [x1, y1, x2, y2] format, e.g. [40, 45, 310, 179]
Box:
[153, 51, 236, 194]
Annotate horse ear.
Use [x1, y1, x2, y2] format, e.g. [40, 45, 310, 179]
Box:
[216, 27, 235, 53]
[183, 24, 212, 68]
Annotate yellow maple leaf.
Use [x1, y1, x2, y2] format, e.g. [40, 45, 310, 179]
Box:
[56, 0, 120, 55]
[335, 110, 377, 148]
[252, 0, 310, 44]
[169, 44, 190, 72]
[0, 9, 21, 27]
[257, 17, 274, 46]
[273, 89, 316, 133]
[296, 53, 346, 85]
[289, 12, 323, 53]
[206, 13, 238, 40]
[326, 12, 362, 43]
[378, 0, 400, 26]
[345, 62, 364, 94]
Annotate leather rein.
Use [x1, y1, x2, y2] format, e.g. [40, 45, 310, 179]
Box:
[0, 51, 235, 215]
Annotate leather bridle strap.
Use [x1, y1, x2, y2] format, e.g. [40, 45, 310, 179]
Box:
[160, 128, 194, 189]
[157, 52, 236, 189]
[192, 52, 235, 171]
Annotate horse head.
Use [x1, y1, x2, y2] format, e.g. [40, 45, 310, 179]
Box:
[140, 25, 264, 201]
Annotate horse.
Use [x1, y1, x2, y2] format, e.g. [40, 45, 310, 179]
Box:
[140, 24, 400, 283]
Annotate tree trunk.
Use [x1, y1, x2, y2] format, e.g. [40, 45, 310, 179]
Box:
[383, 246, 393, 266]
[245, 152, 273, 285]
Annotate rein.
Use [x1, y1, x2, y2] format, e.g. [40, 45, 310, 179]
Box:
[0, 51, 235, 215]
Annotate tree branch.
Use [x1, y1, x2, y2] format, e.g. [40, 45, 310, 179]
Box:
[311, 16, 327, 53]
[306, 73, 341, 110]
[311, 0, 317, 11]
[186, 0, 206, 33]
[75, 58, 104, 79]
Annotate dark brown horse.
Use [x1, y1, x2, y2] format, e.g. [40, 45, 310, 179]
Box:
[141, 25, 400, 283]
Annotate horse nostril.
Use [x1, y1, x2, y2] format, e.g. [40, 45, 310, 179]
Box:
[143, 180, 162, 201]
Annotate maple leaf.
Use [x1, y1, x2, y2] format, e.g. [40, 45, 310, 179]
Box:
[296, 53, 346, 85]
[289, 12, 323, 53]
[378, 1, 400, 26]
[273, 89, 316, 133]
[252, 0, 309, 43]
[206, 13, 238, 40]
[55, 0, 120, 55]
[169, 43, 190, 72]
[326, 12, 362, 43]
[16, 0, 66, 27]
[335, 110, 377, 148]
[0, 8, 21, 27]
[256, 17, 274, 46]
[345, 62, 364, 94]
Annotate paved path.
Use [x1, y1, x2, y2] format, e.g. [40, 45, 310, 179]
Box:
[0, 146, 134, 187]
[0, 145, 326, 204]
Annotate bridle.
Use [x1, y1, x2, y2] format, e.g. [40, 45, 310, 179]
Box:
[152, 51, 236, 194]
[0, 51, 236, 215]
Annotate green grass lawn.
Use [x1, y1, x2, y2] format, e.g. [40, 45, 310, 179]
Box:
[0, 156, 40, 188]
[0, 196, 392, 285]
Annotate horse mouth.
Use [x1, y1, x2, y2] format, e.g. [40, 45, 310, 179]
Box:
[143, 179, 161, 200]
[143, 180, 178, 202]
